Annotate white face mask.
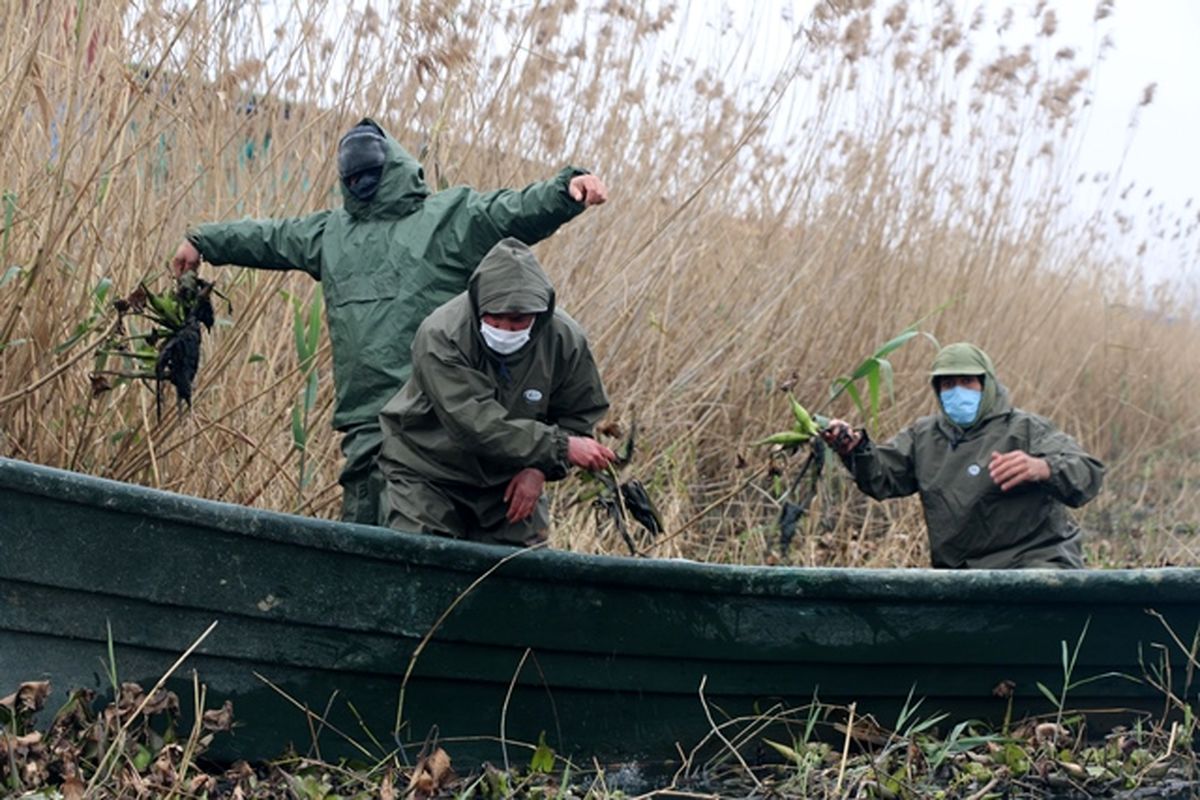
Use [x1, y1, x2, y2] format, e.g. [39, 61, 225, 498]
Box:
[480, 321, 531, 355]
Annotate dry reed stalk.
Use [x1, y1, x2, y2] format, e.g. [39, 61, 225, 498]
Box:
[0, 0, 1196, 567]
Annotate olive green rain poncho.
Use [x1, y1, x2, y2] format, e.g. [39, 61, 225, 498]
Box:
[377, 238, 609, 544]
[186, 119, 591, 524]
[841, 343, 1105, 569]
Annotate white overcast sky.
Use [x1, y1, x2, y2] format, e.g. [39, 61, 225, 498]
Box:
[701, 0, 1200, 285]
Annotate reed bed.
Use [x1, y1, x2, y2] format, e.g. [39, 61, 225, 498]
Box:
[0, 0, 1197, 567]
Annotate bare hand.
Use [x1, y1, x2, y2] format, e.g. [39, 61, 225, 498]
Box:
[504, 468, 546, 523]
[567, 435, 616, 471]
[171, 240, 201, 277]
[568, 174, 608, 206]
[820, 419, 862, 456]
[989, 450, 1051, 492]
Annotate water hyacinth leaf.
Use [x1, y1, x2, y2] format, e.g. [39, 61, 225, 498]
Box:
[530, 731, 555, 773]
[614, 421, 637, 467]
[304, 370, 318, 413]
[778, 502, 806, 552]
[830, 376, 865, 416]
[292, 404, 306, 452]
[132, 743, 154, 772]
[848, 355, 878, 382]
[291, 295, 309, 364]
[91, 277, 112, 309]
[762, 738, 803, 765]
[55, 319, 97, 353]
[872, 328, 919, 360]
[155, 320, 201, 416]
[620, 479, 662, 535]
[877, 357, 895, 400]
[305, 286, 323, 360]
[788, 394, 819, 435]
[755, 430, 811, 448]
[867, 362, 881, 432]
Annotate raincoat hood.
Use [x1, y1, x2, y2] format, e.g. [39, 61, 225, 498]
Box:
[339, 117, 430, 220]
[469, 238, 556, 333]
[930, 342, 1003, 430]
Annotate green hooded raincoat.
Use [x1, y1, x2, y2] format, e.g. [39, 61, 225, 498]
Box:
[842, 343, 1105, 568]
[187, 119, 590, 524]
[377, 238, 609, 543]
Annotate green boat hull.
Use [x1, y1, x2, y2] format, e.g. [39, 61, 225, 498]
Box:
[1, 456, 1196, 765]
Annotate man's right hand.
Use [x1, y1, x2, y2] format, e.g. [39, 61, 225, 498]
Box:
[568, 174, 608, 207]
[820, 419, 862, 457]
[171, 240, 201, 277]
[567, 435, 616, 471]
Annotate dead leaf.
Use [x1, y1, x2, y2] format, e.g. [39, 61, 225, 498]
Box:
[61, 774, 85, 800]
[152, 744, 180, 784]
[406, 747, 453, 799]
[89, 373, 113, 397]
[992, 679, 1016, 699]
[380, 769, 395, 800]
[0, 731, 42, 754]
[0, 681, 51, 714]
[115, 683, 177, 718]
[1034, 722, 1069, 745]
[202, 700, 234, 732]
[833, 716, 889, 746]
[189, 774, 215, 794]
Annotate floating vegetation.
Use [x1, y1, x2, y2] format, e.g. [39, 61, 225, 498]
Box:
[4, 677, 1197, 799]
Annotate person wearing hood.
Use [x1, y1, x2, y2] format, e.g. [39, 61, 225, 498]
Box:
[170, 118, 607, 526]
[821, 343, 1105, 569]
[377, 238, 613, 545]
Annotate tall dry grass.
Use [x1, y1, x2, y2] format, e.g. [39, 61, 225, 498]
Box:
[1, 0, 1197, 567]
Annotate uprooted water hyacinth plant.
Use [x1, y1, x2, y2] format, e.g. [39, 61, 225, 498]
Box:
[577, 421, 664, 556]
[755, 321, 938, 556]
[92, 272, 227, 418]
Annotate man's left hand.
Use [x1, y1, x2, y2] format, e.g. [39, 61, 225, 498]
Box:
[504, 468, 546, 523]
[569, 174, 608, 206]
[989, 450, 1051, 491]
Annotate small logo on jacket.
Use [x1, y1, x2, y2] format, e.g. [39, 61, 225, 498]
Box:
[967, 464, 981, 477]
[523, 389, 544, 403]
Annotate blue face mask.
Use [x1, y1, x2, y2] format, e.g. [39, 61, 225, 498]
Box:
[940, 386, 982, 427]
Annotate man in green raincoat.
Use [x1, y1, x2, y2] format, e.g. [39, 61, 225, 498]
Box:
[821, 343, 1104, 568]
[377, 238, 614, 545]
[171, 118, 607, 525]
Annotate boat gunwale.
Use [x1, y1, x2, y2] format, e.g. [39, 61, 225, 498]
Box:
[3, 457, 1197, 604]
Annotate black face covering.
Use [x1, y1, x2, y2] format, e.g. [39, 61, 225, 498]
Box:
[345, 167, 383, 201]
[338, 122, 387, 200]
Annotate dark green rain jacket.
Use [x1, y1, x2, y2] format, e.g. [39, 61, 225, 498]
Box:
[843, 343, 1105, 569]
[188, 119, 589, 433]
[377, 238, 609, 489]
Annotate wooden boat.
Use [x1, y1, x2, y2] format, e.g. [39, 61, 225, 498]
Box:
[2, 455, 1197, 766]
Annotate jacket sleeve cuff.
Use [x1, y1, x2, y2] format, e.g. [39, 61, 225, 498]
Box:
[542, 429, 572, 481]
[840, 428, 871, 468]
[558, 166, 590, 200]
[184, 229, 205, 259]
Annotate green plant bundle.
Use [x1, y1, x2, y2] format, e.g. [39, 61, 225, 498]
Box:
[754, 316, 940, 556]
[94, 273, 227, 418]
